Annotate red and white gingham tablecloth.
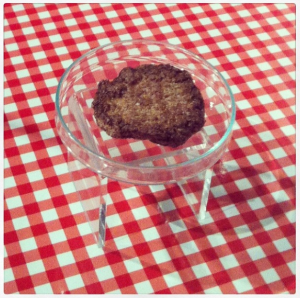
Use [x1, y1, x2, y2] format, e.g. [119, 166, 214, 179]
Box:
[4, 3, 296, 294]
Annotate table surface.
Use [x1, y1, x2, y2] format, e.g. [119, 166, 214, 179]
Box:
[4, 3, 296, 294]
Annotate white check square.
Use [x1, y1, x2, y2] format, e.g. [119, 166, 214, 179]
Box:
[221, 204, 240, 218]
[207, 233, 227, 247]
[235, 136, 252, 148]
[273, 238, 293, 253]
[106, 214, 122, 228]
[233, 277, 253, 293]
[247, 153, 264, 166]
[124, 257, 143, 273]
[34, 188, 51, 202]
[21, 152, 36, 164]
[220, 254, 239, 269]
[260, 217, 279, 231]
[259, 171, 277, 184]
[27, 169, 44, 182]
[169, 220, 187, 233]
[41, 209, 59, 222]
[234, 224, 253, 239]
[258, 131, 274, 142]
[34, 283, 53, 294]
[12, 215, 30, 230]
[57, 251, 76, 267]
[8, 118, 23, 130]
[114, 235, 132, 250]
[19, 237, 38, 252]
[247, 80, 262, 90]
[142, 226, 160, 242]
[132, 206, 149, 220]
[6, 196, 23, 209]
[247, 246, 266, 261]
[180, 241, 199, 256]
[247, 197, 265, 210]
[260, 268, 280, 284]
[236, 100, 251, 110]
[95, 265, 114, 281]
[270, 148, 287, 159]
[48, 230, 67, 244]
[235, 178, 252, 190]
[158, 199, 176, 213]
[4, 268, 15, 283]
[27, 260, 46, 275]
[134, 280, 154, 293]
[65, 274, 85, 291]
[192, 263, 211, 278]
[152, 249, 172, 264]
[163, 272, 183, 288]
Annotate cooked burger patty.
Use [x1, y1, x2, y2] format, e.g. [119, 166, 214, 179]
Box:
[92, 64, 205, 148]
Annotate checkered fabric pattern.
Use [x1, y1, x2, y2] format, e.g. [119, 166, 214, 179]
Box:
[4, 3, 295, 294]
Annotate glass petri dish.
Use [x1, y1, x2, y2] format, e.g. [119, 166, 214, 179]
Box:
[55, 39, 236, 184]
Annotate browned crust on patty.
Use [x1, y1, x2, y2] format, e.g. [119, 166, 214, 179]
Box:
[92, 64, 205, 148]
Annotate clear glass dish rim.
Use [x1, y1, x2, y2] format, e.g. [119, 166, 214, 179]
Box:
[55, 39, 236, 170]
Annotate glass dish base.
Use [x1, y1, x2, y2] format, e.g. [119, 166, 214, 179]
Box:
[68, 151, 213, 248]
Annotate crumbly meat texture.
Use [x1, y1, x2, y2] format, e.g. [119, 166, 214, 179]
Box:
[92, 64, 205, 148]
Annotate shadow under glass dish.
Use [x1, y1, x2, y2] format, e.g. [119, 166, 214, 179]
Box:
[55, 39, 236, 247]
